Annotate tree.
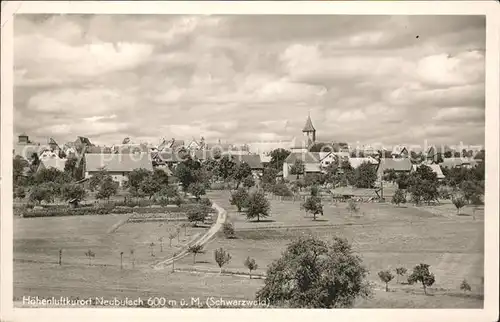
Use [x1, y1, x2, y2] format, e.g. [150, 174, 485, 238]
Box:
[96, 177, 118, 201]
[301, 196, 323, 220]
[452, 194, 467, 215]
[460, 180, 483, 205]
[230, 187, 249, 212]
[188, 244, 204, 264]
[13, 155, 29, 186]
[85, 249, 95, 266]
[269, 148, 291, 170]
[140, 174, 162, 199]
[460, 279, 472, 293]
[153, 168, 169, 186]
[272, 183, 293, 197]
[383, 169, 398, 182]
[187, 205, 208, 227]
[290, 160, 305, 179]
[214, 247, 232, 274]
[14, 186, 26, 200]
[408, 263, 435, 295]
[149, 242, 156, 257]
[126, 168, 151, 194]
[353, 162, 377, 188]
[243, 175, 255, 188]
[408, 165, 439, 205]
[159, 184, 179, 204]
[168, 230, 177, 247]
[88, 168, 108, 192]
[391, 189, 406, 207]
[188, 182, 206, 201]
[244, 257, 258, 279]
[29, 183, 56, 204]
[222, 222, 235, 239]
[64, 157, 78, 180]
[217, 155, 236, 181]
[246, 190, 271, 222]
[256, 236, 371, 308]
[233, 162, 252, 189]
[158, 237, 164, 252]
[347, 199, 359, 215]
[262, 167, 279, 187]
[34, 167, 69, 185]
[395, 267, 407, 284]
[378, 270, 394, 292]
[61, 183, 86, 206]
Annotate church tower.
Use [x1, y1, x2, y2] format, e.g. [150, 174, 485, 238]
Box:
[302, 113, 316, 145]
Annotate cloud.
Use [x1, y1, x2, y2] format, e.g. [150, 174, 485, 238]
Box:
[14, 15, 485, 147]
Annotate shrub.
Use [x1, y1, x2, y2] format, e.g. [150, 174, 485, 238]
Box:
[391, 189, 406, 206]
[199, 198, 213, 207]
[272, 183, 293, 197]
[222, 222, 235, 239]
[452, 194, 467, 215]
[460, 279, 472, 293]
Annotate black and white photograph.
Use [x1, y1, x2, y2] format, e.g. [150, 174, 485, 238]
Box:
[1, 1, 499, 321]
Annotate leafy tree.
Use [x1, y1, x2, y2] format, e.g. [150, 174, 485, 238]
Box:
[272, 183, 293, 197]
[244, 257, 258, 279]
[460, 279, 472, 293]
[269, 148, 291, 170]
[85, 249, 95, 266]
[168, 230, 177, 247]
[174, 195, 184, 207]
[14, 186, 26, 200]
[64, 157, 79, 180]
[13, 156, 29, 186]
[290, 160, 305, 179]
[188, 244, 204, 264]
[391, 189, 406, 207]
[230, 187, 249, 212]
[310, 185, 319, 197]
[96, 177, 118, 201]
[222, 222, 235, 239]
[126, 168, 151, 193]
[29, 183, 56, 204]
[408, 165, 439, 205]
[302, 196, 323, 220]
[347, 199, 359, 215]
[460, 180, 482, 205]
[233, 162, 252, 189]
[408, 263, 435, 295]
[217, 155, 236, 181]
[214, 247, 232, 274]
[262, 167, 279, 187]
[353, 162, 377, 188]
[243, 175, 255, 188]
[188, 182, 206, 201]
[193, 166, 213, 189]
[152, 168, 169, 186]
[159, 185, 179, 203]
[256, 236, 371, 308]
[61, 183, 86, 206]
[174, 157, 201, 192]
[395, 267, 407, 284]
[324, 161, 339, 184]
[378, 270, 394, 292]
[304, 173, 322, 187]
[246, 190, 271, 222]
[34, 167, 70, 185]
[187, 205, 208, 227]
[383, 169, 398, 182]
[452, 194, 467, 215]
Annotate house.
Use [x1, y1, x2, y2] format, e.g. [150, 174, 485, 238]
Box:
[37, 157, 67, 173]
[319, 151, 337, 168]
[260, 154, 272, 167]
[376, 158, 413, 179]
[158, 138, 186, 152]
[440, 158, 479, 169]
[412, 163, 445, 180]
[348, 156, 379, 169]
[13, 133, 42, 162]
[75, 136, 93, 147]
[113, 143, 149, 154]
[156, 150, 190, 167]
[86, 145, 113, 154]
[232, 154, 264, 176]
[391, 145, 409, 159]
[84, 153, 153, 186]
[282, 152, 322, 178]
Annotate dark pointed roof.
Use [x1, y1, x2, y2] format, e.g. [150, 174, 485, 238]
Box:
[302, 115, 316, 132]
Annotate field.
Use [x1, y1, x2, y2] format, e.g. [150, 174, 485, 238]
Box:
[13, 190, 484, 308]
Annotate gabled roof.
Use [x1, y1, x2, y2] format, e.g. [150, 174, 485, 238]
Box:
[158, 151, 189, 163]
[440, 158, 473, 168]
[85, 153, 153, 172]
[285, 152, 321, 164]
[38, 158, 67, 172]
[75, 136, 92, 146]
[391, 145, 408, 156]
[170, 139, 185, 149]
[304, 163, 321, 172]
[302, 115, 316, 132]
[113, 144, 149, 154]
[348, 157, 379, 169]
[232, 154, 263, 170]
[377, 158, 412, 172]
[86, 146, 113, 154]
[205, 143, 232, 151]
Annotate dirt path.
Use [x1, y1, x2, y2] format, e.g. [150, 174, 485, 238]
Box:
[152, 202, 227, 269]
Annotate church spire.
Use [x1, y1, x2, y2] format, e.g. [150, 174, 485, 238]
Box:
[302, 112, 316, 144]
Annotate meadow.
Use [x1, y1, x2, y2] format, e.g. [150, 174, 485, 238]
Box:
[13, 190, 484, 308]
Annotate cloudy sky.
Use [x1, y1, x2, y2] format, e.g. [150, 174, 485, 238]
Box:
[14, 14, 485, 147]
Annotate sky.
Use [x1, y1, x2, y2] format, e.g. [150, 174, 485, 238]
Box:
[14, 14, 485, 148]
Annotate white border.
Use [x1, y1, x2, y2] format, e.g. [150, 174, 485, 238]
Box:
[1, 1, 499, 322]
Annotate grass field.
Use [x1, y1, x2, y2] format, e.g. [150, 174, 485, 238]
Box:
[13, 190, 484, 308]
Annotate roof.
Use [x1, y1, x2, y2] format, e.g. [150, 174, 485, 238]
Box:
[440, 158, 473, 168]
[170, 139, 185, 149]
[205, 143, 232, 151]
[348, 157, 379, 168]
[290, 135, 311, 150]
[377, 158, 412, 173]
[285, 152, 321, 164]
[232, 154, 263, 170]
[391, 145, 408, 156]
[260, 154, 272, 163]
[304, 163, 321, 172]
[113, 144, 149, 154]
[302, 115, 316, 132]
[75, 136, 92, 146]
[85, 153, 153, 172]
[412, 164, 445, 179]
[38, 158, 67, 172]
[48, 138, 58, 146]
[86, 146, 113, 154]
[158, 151, 189, 163]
